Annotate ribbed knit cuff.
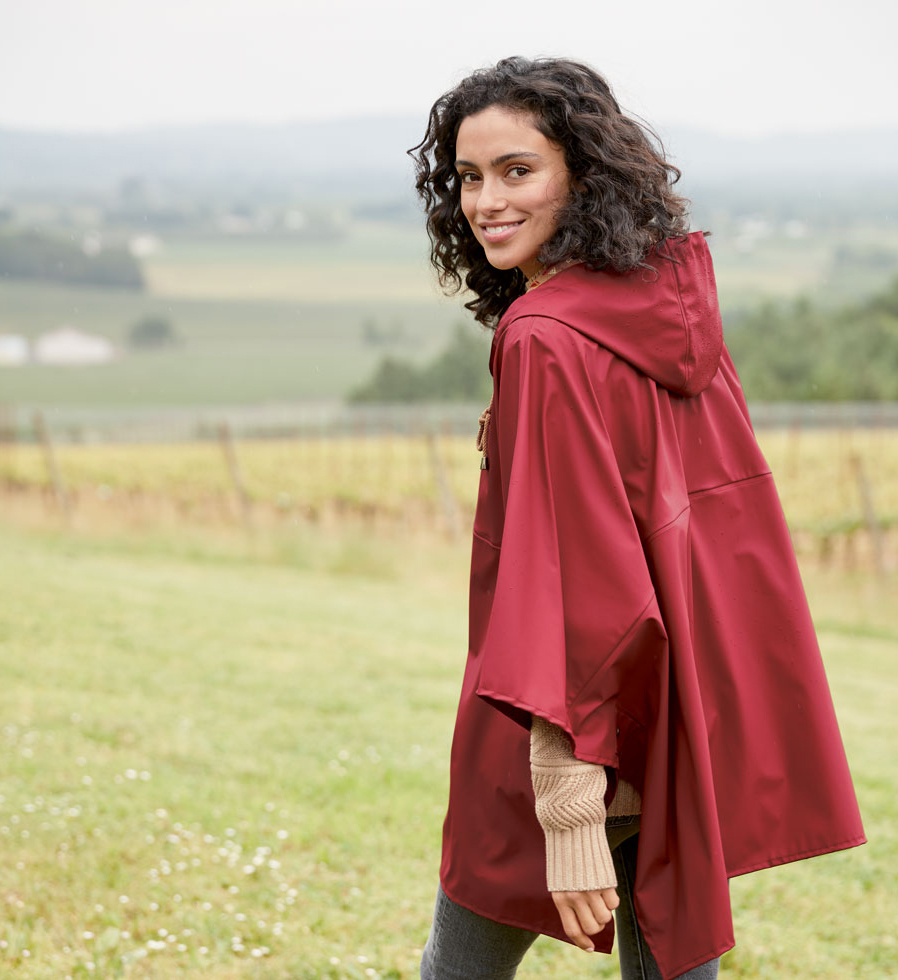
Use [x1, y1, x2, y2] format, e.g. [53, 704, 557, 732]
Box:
[544, 821, 617, 892]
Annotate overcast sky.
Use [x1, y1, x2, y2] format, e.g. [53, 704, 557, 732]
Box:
[1, 0, 895, 137]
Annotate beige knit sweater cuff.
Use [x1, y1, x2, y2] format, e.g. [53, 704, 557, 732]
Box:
[530, 715, 617, 892]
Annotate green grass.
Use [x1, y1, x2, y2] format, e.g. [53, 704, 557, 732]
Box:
[0, 518, 894, 979]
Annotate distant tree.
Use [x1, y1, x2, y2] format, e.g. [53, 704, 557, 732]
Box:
[864, 275, 898, 318]
[361, 318, 382, 346]
[423, 322, 492, 400]
[726, 275, 898, 401]
[128, 316, 178, 349]
[349, 322, 492, 403]
[360, 318, 406, 347]
[348, 356, 431, 403]
[0, 230, 144, 289]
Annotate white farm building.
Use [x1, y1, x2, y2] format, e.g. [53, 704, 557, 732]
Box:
[0, 334, 29, 366]
[34, 327, 116, 365]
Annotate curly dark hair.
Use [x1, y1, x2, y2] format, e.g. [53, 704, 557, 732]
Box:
[409, 56, 690, 326]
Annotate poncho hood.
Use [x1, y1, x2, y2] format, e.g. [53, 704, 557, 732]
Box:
[494, 231, 723, 397]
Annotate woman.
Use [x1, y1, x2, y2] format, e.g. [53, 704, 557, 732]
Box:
[409, 57, 865, 980]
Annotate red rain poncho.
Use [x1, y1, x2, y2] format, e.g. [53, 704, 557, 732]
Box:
[439, 232, 865, 979]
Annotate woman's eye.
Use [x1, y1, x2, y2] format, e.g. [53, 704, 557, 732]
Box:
[508, 166, 530, 178]
[458, 171, 480, 184]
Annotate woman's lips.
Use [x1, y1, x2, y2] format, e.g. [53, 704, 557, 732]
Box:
[480, 221, 523, 243]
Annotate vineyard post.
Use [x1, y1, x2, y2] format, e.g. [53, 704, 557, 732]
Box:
[837, 405, 853, 513]
[380, 409, 393, 503]
[442, 416, 461, 523]
[407, 416, 420, 532]
[850, 453, 885, 577]
[0, 402, 14, 445]
[318, 405, 329, 521]
[786, 410, 801, 479]
[873, 401, 886, 457]
[296, 407, 306, 488]
[327, 411, 341, 504]
[33, 410, 71, 524]
[354, 413, 366, 503]
[427, 426, 460, 540]
[217, 421, 253, 533]
[0, 404, 15, 500]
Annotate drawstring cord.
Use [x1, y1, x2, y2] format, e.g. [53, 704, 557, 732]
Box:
[476, 394, 493, 470]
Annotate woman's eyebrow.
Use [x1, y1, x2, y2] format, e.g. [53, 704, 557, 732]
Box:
[454, 151, 542, 169]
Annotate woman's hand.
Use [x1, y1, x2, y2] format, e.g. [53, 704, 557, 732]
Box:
[551, 887, 619, 951]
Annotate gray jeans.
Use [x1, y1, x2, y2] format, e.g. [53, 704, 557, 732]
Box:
[421, 816, 720, 980]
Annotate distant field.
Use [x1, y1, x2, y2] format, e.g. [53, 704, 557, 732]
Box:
[142, 222, 898, 309]
[0, 519, 893, 979]
[1, 219, 896, 407]
[0, 289, 470, 409]
[704, 223, 898, 311]
[143, 225, 437, 302]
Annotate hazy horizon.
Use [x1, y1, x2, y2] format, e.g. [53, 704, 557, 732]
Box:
[3, 113, 898, 140]
[2, 0, 896, 139]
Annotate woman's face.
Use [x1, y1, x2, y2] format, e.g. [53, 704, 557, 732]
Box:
[455, 105, 570, 279]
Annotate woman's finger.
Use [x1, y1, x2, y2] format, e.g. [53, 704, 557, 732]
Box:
[567, 894, 602, 937]
[601, 886, 620, 911]
[552, 895, 595, 951]
[584, 890, 613, 929]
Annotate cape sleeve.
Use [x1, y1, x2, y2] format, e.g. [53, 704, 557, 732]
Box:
[472, 314, 667, 770]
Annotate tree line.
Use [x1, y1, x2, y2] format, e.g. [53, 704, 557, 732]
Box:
[349, 322, 493, 403]
[351, 275, 898, 404]
[0, 230, 144, 289]
[726, 275, 898, 400]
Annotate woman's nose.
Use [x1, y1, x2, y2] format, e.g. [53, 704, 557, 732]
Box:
[476, 177, 506, 215]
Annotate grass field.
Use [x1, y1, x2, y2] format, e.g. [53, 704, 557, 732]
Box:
[0, 507, 896, 978]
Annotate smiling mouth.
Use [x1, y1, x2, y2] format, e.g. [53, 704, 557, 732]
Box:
[480, 221, 523, 242]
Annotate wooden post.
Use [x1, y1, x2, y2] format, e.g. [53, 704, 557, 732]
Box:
[217, 421, 253, 532]
[406, 417, 419, 532]
[33, 410, 70, 523]
[353, 414, 366, 505]
[441, 417, 459, 514]
[850, 454, 885, 577]
[427, 428, 460, 540]
[0, 405, 15, 503]
[0, 403, 14, 444]
[785, 413, 801, 480]
[380, 412, 394, 505]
